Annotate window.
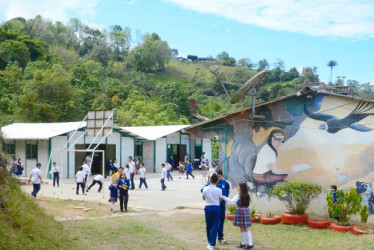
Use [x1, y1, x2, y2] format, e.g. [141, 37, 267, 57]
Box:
[26, 143, 37, 159]
[6, 143, 15, 155]
[135, 143, 142, 158]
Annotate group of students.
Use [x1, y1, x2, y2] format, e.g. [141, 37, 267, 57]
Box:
[10, 157, 24, 179]
[202, 171, 254, 250]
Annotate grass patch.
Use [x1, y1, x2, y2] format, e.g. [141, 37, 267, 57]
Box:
[175, 206, 185, 210]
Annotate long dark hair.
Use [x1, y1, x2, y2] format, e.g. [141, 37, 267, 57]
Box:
[267, 129, 284, 157]
[239, 183, 250, 207]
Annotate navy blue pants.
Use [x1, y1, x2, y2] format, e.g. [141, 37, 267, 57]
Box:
[205, 205, 220, 247]
[139, 178, 148, 188]
[166, 171, 173, 181]
[130, 173, 135, 189]
[31, 184, 41, 197]
[218, 204, 226, 240]
[53, 172, 59, 187]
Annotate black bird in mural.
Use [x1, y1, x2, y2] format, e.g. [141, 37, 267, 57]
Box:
[304, 101, 374, 133]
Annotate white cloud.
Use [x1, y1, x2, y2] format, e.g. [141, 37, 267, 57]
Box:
[1, 0, 98, 23]
[165, 0, 374, 39]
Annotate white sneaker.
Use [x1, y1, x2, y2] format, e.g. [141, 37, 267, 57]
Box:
[207, 245, 214, 250]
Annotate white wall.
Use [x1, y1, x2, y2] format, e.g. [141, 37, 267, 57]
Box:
[122, 137, 134, 166]
[166, 132, 180, 144]
[181, 134, 190, 154]
[38, 140, 48, 173]
[155, 138, 166, 173]
[203, 139, 212, 166]
[51, 136, 69, 178]
[107, 132, 120, 164]
[143, 141, 154, 173]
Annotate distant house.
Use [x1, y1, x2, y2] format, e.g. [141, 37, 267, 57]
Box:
[197, 57, 215, 62]
[176, 57, 189, 62]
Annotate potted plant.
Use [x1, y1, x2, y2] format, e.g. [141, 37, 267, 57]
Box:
[272, 181, 322, 225]
[307, 216, 330, 229]
[352, 205, 374, 235]
[327, 188, 363, 233]
[259, 212, 281, 225]
[226, 204, 236, 221]
[250, 205, 257, 223]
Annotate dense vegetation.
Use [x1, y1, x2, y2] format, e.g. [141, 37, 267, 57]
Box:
[0, 16, 370, 126]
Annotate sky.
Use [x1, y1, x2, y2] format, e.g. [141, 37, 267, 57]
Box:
[0, 0, 373, 84]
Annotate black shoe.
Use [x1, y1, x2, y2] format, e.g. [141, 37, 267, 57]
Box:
[76, 193, 79, 195]
[245, 245, 254, 249]
[121, 210, 124, 212]
[125, 209, 128, 212]
[237, 243, 246, 248]
[86, 190, 89, 192]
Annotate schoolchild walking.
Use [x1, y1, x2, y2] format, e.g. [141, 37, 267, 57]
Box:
[50, 162, 60, 187]
[160, 163, 167, 191]
[75, 167, 86, 195]
[223, 183, 254, 249]
[128, 156, 136, 189]
[202, 174, 223, 250]
[17, 158, 24, 179]
[108, 179, 119, 212]
[86, 174, 104, 192]
[186, 159, 195, 179]
[166, 161, 173, 181]
[118, 173, 130, 212]
[139, 163, 148, 189]
[28, 163, 43, 197]
[178, 161, 185, 179]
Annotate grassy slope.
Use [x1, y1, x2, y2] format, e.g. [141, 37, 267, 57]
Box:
[0, 177, 79, 250]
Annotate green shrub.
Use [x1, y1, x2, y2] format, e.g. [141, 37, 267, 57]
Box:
[272, 181, 322, 215]
[360, 205, 369, 223]
[227, 204, 236, 215]
[250, 205, 256, 217]
[326, 188, 363, 226]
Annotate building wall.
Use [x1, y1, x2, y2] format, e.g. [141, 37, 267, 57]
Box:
[202, 139, 212, 166]
[38, 140, 48, 174]
[143, 141, 154, 173]
[122, 137, 134, 165]
[192, 93, 374, 215]
[155, 138, 166, 173]
[166, 132, 180, 144]
[51, 136, 69, 178]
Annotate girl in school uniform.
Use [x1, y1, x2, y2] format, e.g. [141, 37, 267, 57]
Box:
[108, 179, 119, 212]
[178, 161, 185, 179]
[223, 183, 254, 249]
[118, 173, 130, 212]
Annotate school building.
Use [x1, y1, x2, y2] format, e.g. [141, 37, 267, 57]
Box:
[1, 122, 219, 178]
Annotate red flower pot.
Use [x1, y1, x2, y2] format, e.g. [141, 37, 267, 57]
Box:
[307, 219, 330, 229]
[251, 217, 257, 223]
[352, 225, 374, 235]
[281, 212, 308, 225]
[225, 214, 234, 221]
[260, 215, 281, 225]
[330, 223, 353, 233]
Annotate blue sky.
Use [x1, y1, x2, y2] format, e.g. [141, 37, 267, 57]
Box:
[1, 0, 373, 84]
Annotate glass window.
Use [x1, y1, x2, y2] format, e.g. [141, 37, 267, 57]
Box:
[6, 143, 15, 155]
[26, 143, 37, 159]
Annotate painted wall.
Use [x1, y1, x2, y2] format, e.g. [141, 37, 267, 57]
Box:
[202, 139, 212, 166]
[143, 141, 154, 173]
[193, 94, 374, 215]
[51, 136, 68, 178]
[155, 138, 166, 173]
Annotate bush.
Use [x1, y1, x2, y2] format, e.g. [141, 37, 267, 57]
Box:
[227, 204, 236, 215]
[327, 188, 363, 226]
[361, 205, 369, 223]
[272, 181, 322, 215]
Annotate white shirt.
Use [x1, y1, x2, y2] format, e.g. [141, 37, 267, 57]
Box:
[124, 168, 131, 179]
[113, 162, 119, 169]
[209, 167, 216, 177]
[82, 164, 90, 175]
[50, 165, 60, 174]
[202, 185, 223, 206]
[223, 194, 251, 209]
[30, 167, 42, 184]
[166, 163, 172, 171]
[201, 156, 206, 164]
[76, 170, 86, 183]
[94, 175, 104, 182]
[85, 155, 92, 166]
[139, 167, 146, 178]
[184, 155, 189, 163]
[129, 161, 136, 173]
[253, 144, 277, 174]
[161, 167, 167, 179]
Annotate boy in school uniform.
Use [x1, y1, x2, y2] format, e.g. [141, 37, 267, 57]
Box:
[128, 156, 136, 190]
[165, 161, 173, 181]
[82, 161, 90, 183]
[201, 170, 230, 244]
[28, 163, 43, 197]
[139, 163, 148, 189]
[75, 167, 86, 195]
[49, 162, 60, 187]
[118, 173, 130, 212]
[186, 159, 195, 179]
[202, 174, 223, 250]
[160, 163, 167, 191]
[86, 174, 104, 192]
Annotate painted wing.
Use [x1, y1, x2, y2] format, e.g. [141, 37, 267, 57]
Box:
[304, 104, 335, 122]
[349, 122, 373, 132]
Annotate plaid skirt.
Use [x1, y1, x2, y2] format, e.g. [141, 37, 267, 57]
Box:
[233, 206, 252, 227]
[108, 197, 117, 203]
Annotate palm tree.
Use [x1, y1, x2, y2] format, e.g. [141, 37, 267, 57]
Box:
[327, 60, 337, 83]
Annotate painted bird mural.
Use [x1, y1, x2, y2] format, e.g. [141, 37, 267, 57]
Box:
[304, 101, 374, 133]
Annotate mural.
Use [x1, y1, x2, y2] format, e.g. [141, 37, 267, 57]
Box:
[205, 94, 374, 213]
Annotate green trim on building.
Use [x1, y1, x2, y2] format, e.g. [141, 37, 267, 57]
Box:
[24, 140, 27, 175]
[67, 133, 70, 178]
[47, 138, 52, 178]
[120, 134, 123, 167]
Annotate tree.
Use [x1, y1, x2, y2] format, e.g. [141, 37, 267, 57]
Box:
[217, 51, 236, 66]
[0, 40, 30, 69]
[257, 59, 269, 71]
[327, 60, 337, 83]
[187, 55, 198, 61]
[237, 58, 252, 69]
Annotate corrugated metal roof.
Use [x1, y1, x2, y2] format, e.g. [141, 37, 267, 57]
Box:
[120, 125, 190, 141]
[1, 122, 85, 140]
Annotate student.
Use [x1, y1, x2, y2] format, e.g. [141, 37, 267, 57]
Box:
[329, 185, 340, 221]
[11, 157, 18, 178]
[49, 162, 60, 187]
[201, 170, 230, 244]
[202, 174, 223, 250]
[108, 179, 119, 212]
[223, 183, 253, 249]
[113, 159, 119, 171]
[208, 163, 217, 182]
[28, 163, 43, 197]
[169, 155, 175, 168]
[165, 161, 173, 181]
[86, 174, 104, 192]
[75, 167, 86, 195]
[128, 156, 136, 190]
[17, 158, 24, 179]
[186, 159, 195, 179]
[160, 163, 167, 191]
[118, 173, 130, 212]
[112, 167, 124, 184]
[82, 161, 90, 183]
[85, 154, 92, 167]
[139, 163, 148, 189]
[184, 153, 189, 164]
[107, 159, 114, 176]
[124, 165, 131, 182]
[178, 161, 185, 179]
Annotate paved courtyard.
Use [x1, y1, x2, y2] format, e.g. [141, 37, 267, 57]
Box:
[21, 171, 211, 211]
